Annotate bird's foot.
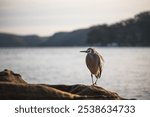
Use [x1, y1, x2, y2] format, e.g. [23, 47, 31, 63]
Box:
[91, 83, 97, 86]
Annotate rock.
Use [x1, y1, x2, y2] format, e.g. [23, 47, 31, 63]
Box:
[0, 69, 27, 84]
[0, 69, 126, 100]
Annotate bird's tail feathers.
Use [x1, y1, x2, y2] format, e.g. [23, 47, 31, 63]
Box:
[95, 68, 102, 79]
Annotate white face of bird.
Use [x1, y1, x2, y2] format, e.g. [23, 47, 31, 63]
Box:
[80, 48, 95, 54]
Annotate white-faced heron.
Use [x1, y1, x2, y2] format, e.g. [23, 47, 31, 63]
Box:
[80, 48, 104, 85]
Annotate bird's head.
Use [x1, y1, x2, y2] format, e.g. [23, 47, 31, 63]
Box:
[80, 48, 95, 54]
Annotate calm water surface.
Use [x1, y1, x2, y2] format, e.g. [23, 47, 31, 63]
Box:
[0, 47, 150, 99]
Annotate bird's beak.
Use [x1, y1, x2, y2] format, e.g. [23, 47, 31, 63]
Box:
[80, 50, 87, 53]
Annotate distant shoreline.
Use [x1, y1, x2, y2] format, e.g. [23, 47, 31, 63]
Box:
[0, 11, 150, 47]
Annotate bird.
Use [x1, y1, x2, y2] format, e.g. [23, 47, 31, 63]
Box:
[80, 48, 104, 85]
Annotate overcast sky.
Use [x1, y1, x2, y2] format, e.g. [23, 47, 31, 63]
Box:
[0, 0, 150, 36]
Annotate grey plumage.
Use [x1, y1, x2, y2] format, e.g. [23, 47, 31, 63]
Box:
[80, 48, 104, 85]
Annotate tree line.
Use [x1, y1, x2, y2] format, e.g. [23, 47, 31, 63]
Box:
[87, 11, 150, 46]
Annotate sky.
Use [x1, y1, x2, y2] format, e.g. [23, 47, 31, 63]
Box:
[0, 0, 150, 36]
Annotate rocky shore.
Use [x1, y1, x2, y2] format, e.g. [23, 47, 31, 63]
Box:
[0, 69, 127, 100]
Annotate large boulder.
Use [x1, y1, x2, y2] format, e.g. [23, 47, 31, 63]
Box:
[0, 69, 126, 100]
[0, 69, 27, 84]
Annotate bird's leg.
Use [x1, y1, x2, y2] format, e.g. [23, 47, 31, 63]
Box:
[91, 74, 94, 85]
[94, 78, 98, 85]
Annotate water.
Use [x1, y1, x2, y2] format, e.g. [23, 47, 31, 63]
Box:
[0, 47, 150, 99]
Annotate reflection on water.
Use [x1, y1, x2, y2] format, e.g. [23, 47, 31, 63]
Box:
[0, 47, 150, 99]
